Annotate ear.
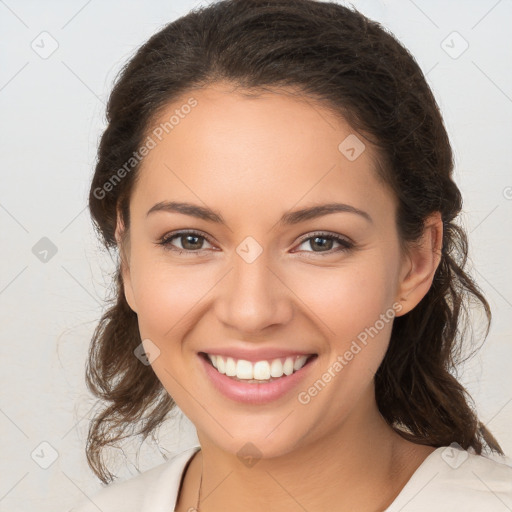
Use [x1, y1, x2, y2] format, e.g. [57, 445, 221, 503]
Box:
[394, 211, 443, 316]
[115, 212, 138, 314]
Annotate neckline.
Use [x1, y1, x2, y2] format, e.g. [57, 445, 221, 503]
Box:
[166, 444, 446, 511]
[175, 445, 201, 509]
[383, 446, 445, 511]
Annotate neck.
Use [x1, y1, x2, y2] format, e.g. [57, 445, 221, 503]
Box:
[178, 395, 434, 512]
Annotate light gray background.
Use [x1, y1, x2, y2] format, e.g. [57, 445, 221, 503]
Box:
[0, 1, 511, 511]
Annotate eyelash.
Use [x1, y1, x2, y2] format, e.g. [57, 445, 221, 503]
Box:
[155, 229, 354, 257]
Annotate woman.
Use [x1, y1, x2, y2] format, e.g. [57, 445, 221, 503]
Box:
[73, 0, 512, 510]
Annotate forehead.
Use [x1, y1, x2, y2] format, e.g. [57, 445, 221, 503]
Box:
[129, 84, 395, 226]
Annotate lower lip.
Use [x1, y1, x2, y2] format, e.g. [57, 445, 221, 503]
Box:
[198, 353, 317, 405]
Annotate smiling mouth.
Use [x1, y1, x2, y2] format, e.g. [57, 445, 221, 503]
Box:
[199, 352, 318, 383]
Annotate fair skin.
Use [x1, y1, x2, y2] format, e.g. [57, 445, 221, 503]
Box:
[116, 82, 443, 511]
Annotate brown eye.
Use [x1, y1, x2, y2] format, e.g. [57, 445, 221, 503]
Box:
[157, 230, 214, 255]
[294, 232, 354, 255]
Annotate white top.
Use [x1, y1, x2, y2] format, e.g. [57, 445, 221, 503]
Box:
[71, 444, 512, 511]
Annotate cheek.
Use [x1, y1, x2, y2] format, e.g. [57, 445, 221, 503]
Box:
[129, 252, 216, 339]
[293, 259, 396, 333]
[130, 259, 210, 392]
[131, 251, 222, 357]
[288, 257, 398, 380]
[133, 279, 176, 336]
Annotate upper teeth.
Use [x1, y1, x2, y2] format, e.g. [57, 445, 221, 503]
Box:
[207, 354, 310, 380]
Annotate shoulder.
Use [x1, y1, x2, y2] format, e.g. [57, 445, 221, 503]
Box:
[388, 444, 512, 511]
[70, 445, 200, 512]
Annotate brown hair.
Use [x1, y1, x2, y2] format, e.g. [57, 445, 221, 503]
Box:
[86, 0, 502, 484]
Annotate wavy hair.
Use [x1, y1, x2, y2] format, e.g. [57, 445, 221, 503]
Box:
[85, 0, 502, 484]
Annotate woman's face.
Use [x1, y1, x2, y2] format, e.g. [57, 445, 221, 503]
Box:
[118, 83, 427, 458]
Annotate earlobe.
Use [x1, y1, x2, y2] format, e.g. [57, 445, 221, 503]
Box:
[115, 214, 138, 314]
[395, 212, 443, 316]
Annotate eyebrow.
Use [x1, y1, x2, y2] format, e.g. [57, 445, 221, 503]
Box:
[146, 201, 373, 225]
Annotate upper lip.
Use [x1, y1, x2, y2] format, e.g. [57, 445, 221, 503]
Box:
[199, 347, 317, 363]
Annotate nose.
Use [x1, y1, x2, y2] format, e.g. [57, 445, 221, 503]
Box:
[214, 249, 293, 334]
